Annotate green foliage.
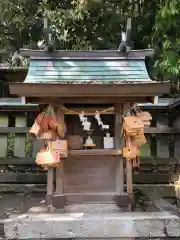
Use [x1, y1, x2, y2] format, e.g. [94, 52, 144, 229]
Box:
[0, 0, 179, 86]
[7, 133, 15, 157]
[40, 0, 159, 51]
[0, 0, 42, 51]
[7, 133, 32, 158]
[152, 0, 180, 80]
[40, 0, 125, 50]
[0, 0, 159, 51]
[26, 133, 33, 158]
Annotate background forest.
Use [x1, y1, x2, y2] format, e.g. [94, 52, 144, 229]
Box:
[0, 0, 179, 94]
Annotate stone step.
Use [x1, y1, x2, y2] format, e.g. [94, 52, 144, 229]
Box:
[64, 203, 125, 213]
[28, 203, 126, 214]
[3, 212, 180, 239]
[61, 203, 124, 213]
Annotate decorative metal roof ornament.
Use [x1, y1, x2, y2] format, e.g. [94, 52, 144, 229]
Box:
[118, 18, 132, 53]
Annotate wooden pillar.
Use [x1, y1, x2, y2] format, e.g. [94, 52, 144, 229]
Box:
[46, 168, 54, 206]
[114, 104, 124, 198]
[126, 160, 133, 195]
[126, 108, 133, 196]
[46, 147, 54, 206]
[54, 107, 65, 207]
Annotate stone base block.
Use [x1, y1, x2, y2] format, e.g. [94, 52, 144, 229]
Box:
[3, 212, 180, 239]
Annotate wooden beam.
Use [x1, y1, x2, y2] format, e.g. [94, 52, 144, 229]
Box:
[144, 127, 178, 134]
[0, 172, 176, 184]
[26, 96, 152, 104]
[114, 104, 124, 199]
[52, 192, 132, 207]
[20, 49, 154, 58]
[0, 156, 177, 165]
[0, 126, 178, 134]
[0, 106, 39, 112]
[69, 149, 121, 156]
[0, 184, 174, 196]
[10, 82, 170, 97]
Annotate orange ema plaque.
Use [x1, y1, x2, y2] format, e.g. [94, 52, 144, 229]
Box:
[49, 140, 68, 158]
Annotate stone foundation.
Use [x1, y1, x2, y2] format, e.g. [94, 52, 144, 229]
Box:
[3, 212, 180, 239]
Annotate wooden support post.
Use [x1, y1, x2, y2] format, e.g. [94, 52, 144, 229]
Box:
[125, 107, 133, 197]
[46, 151, 55, 206]
[126, 160, 133, 195]
[114, 104, 125, 206]
[56, 161, 64, 194]
[115, 104, 124, 194]
[47, 167, 54, 206]
[54, 107, 65, 208]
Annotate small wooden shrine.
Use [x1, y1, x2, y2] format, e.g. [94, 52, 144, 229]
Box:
[9, 47, 169, 209]
[9, 14, 170, 209]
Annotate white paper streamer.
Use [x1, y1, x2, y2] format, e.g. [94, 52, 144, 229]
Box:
[94, 111, 109, 130]
[79, 111, 91, 131]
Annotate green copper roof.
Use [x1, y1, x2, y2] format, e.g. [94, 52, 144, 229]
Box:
[25, 56, 151, 84]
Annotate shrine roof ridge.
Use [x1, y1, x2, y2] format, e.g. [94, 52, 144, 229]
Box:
[20, 49, 154, 58]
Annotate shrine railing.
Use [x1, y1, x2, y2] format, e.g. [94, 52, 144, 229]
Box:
[0, 107, 179, 192]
